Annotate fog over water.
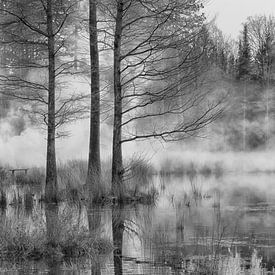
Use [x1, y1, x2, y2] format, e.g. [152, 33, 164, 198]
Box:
[1, 0, 275, 274]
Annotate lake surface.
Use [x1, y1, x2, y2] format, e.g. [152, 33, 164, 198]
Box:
[0, 173, 275, 274]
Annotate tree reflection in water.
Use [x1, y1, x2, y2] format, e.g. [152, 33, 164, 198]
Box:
[112, 205, 124, 275]
[45, 203, 62, 275]
[88, 203, 102, 275]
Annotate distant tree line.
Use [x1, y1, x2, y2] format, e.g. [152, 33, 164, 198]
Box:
[206, 15, 275, 84]
[204, 15, 275, 151]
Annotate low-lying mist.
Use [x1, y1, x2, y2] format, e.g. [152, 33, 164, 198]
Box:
[0, 116, 147, 168]
[1, 114, 275, 174]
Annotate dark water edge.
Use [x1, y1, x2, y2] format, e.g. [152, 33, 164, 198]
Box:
[0, 174, 275, 274]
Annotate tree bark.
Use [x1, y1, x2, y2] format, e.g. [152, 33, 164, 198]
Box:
[45, 0, 58, 202]
[112, 0, 124, 199]
[87, 0, 101, 200]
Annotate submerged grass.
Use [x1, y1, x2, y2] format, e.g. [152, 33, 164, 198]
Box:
[150, 224, 266, 274]
[0, 207, 113, 261]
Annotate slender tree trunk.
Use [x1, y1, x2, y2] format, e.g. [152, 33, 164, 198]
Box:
[87, 0, 101, 200]
[45, 0, 57, 202]
[112, 0, 124, 199]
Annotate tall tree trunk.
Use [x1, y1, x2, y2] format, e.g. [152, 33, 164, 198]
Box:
[45, 0, 57, 202]
[87, 0, 101, 200]
[112, 0, 124, 199]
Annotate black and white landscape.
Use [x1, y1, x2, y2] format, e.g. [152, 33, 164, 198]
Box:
[0, 0, 275, 274]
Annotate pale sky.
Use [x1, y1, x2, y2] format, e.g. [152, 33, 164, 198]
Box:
[205, 0, 275, 39]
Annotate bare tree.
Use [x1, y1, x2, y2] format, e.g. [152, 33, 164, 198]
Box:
[102, 0, 224, 198]
[0, 0, 87, 202]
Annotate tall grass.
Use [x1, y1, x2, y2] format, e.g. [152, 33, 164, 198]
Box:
[56, 157, 158, 204]
[57, 160, 87, 202]
[150, 226, 266, 274]
[56, 159, 111, 203]
[15, 168, 45, 185]
[120, 156, 158, 204]
[1, 158, 158, 205]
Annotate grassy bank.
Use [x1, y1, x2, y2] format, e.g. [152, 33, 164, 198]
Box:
[0, 157, 158, 205]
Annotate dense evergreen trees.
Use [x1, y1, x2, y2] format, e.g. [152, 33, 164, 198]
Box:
[237, 24, 251, 80]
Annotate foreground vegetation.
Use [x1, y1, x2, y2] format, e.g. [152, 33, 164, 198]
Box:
[0, 207, 112, 261]
[0, 164, 274, 273]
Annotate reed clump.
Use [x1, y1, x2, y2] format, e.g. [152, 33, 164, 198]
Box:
[114, 156, 158, 204]
[0, 211, 112, 261]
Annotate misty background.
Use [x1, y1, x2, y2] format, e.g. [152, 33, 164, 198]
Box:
[0, 0, 275, 171]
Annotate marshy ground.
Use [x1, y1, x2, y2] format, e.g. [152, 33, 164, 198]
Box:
[0, 158, 274, 274]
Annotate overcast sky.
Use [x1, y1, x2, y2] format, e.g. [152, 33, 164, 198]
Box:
[205, 0, 275, 39]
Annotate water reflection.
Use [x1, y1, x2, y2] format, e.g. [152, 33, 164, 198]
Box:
[46, 258, 62, 275]
[112, 205, 124, 275]
[45, 203, 59, 248]
[88, 204, 102, 275]
[0, 174, 275, 273]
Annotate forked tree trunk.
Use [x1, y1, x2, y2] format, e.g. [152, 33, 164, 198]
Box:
[87, 0, 101, 199]
[112, 0, 124, 199]
[45, 0, 58, 202]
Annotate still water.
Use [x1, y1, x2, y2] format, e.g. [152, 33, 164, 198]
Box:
[0, 173, 275, 274]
